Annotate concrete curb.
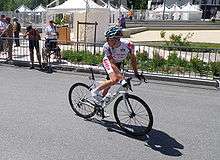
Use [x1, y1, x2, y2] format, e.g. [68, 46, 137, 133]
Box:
[1, 60, 219, 89]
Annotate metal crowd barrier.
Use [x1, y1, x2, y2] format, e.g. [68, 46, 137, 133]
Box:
[0, 37, 219, 81]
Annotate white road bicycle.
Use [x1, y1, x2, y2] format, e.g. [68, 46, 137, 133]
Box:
[68, 68, 153, 136]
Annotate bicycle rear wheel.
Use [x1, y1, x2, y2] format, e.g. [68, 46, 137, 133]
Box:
[68, 83, 96, 118]
[114, 94, 153, 136]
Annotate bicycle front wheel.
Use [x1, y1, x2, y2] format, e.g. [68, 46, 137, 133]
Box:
[68, 83, 96, 118]
[114, 94, 153, 136]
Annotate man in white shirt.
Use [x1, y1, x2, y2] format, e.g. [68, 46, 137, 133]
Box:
[45, 20, 58, 51]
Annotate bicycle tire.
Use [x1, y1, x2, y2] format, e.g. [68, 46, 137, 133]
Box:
[114, 94, 153, 136]
[68, 83, 96, 118]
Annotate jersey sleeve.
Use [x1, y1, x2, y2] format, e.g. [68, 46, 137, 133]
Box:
[127, 41, 135, 54]
[103, 43, 111, 57]
[121, 38, 135, 54]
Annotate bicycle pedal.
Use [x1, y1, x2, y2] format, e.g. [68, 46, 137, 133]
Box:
[96, 107, 110, 119]
[95, 107, 104, 118]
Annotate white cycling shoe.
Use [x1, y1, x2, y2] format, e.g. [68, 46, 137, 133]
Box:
[91, 89, 110, 118]
[91, 89, 103, 105]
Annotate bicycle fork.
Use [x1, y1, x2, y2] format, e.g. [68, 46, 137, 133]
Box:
[123, 93, 136, 118]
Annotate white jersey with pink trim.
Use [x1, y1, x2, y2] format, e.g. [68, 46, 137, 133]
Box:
[103, 39, 134, 63]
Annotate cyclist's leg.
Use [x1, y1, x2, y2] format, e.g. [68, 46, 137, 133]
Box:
[97, 62, 123, 92]
[102, 74, 110, 97]
[102, 62, 122, 96]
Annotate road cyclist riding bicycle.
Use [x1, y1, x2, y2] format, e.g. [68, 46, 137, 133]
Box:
[91, 26, 144, 117]
[68, 26, 153, 136]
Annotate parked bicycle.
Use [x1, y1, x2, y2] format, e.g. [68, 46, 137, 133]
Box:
[68, 67, 153, 136]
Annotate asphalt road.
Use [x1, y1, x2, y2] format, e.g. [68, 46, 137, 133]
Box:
[0, 65, 219, 160]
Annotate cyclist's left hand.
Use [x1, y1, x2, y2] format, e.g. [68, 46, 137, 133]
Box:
[135, 73, 142, 81]
[135, 72, 147, 83]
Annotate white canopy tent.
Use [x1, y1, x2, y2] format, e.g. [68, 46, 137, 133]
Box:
[14, 5, 33, 27]
[169, 4, 182, 20]
[16, 5, 32, 12]
[181, 2, 201, 12]
[103, 3, 120, 24]
[119, 5, 128, 15]
[169, 4, 182, 12]
[153, 4, 171, 12]
[33, 4, 46, 12]
[47, 0, 104, 13]
[148, 4, 171, 20]
[47, 0, 109, 42]
[175, 2, 202, 20]
[104, 4, 118, 12]
[32, 4, 47, 26]
[147, 2, 202, 21]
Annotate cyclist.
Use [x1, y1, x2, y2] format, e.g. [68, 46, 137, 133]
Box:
[91, 26, 142, 104]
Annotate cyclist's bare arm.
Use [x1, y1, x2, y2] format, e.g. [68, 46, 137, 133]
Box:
[108, 55, 119, 69]
[130, 51, 138, 75]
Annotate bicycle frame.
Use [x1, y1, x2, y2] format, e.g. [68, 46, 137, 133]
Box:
[88, 67, 134, 110]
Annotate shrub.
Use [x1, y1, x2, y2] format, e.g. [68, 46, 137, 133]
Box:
[160, 31, 194, 48]
[190, 57, 210, 76]
[62, 50, 103, 65]
[152, 51, 166, 71]
[210, 62, 220, 77]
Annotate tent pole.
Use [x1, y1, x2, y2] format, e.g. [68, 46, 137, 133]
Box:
[93, 21, 97, 55]
[84, 0, 88, 52]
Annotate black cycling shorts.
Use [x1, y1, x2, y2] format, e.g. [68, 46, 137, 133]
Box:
[29, 40, 39, 50]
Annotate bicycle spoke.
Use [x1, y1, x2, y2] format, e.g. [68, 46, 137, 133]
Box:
[119, 115, 130, 122]
[117, 113, 130, 117]
[136, 114, 150, 123]
[133, 117, 146, 127]
[114, 94, 153, 136]
[69, 83, 96, 118]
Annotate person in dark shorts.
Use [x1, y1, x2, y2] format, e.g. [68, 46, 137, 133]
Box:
[24, 25, 42, 69]
[12, 17, 21, 47]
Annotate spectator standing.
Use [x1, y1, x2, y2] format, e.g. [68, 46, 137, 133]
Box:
[127, 9, 133, 21]
[119, 15, 126, 29]
[45, 20, 58, 50]
[4, 17, 13, 61]
[116, 18, 120, 26]
[12, 17, 21, 47]
[24, 25, 42, 69]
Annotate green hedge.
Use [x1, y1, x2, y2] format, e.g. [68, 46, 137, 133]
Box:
[62, 50, 220, 77]
[62, 50, 103, 65]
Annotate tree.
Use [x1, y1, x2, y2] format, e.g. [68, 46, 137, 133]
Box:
[127, 0, 148, 10]
[0, 0, 16, 11]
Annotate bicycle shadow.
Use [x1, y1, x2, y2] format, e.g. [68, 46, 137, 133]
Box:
[86, 118, 184, 157]
[145, 129, 184, 156]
